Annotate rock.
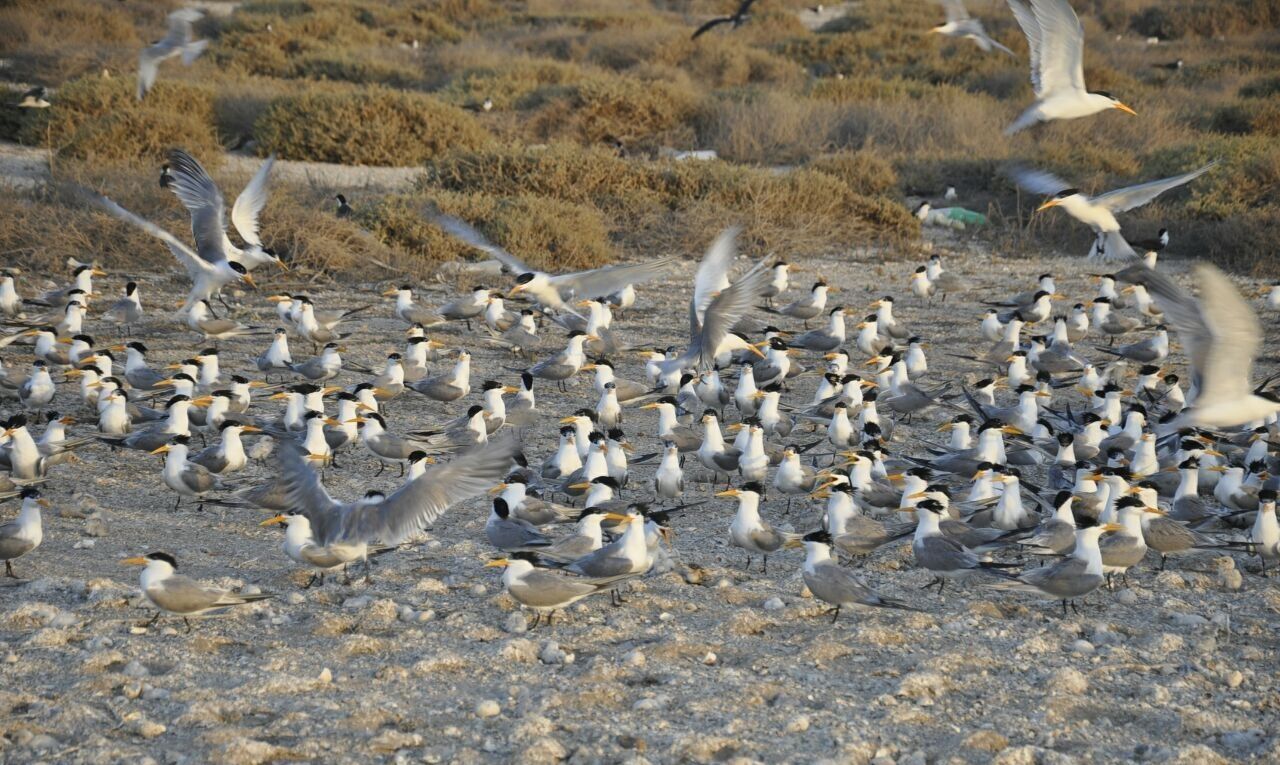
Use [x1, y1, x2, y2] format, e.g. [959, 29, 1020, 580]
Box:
[632, 695, 667, 711]
[49, 611, 77, 629]
[1170, 745, 1229, 764]
[369, 730, 423, 753]
[85, 513, 109, 537]
[500, 639, 538, 664]
[1115, 588, 1139, 605]
[1069, 639, 1094, 655]
[470, 584, 487, 596]
[992, 746, 1040, 765]
[539, 641, 571, 665]
[702, 652, 718, 666]
[503, 611, 528, 634]
[1050, 668, 1088, 695]
[963, 730, 1009, 753]
[475, 699, 501, 718]
[132, 719, 166, 739]
[785, 715, 810, 733]
[342, 595, 372, 610]
[285, 592, 305, 605]
[398, 606, 418, 623]
[123, 660, 150, 678]
[896, 671, 949, 702]
[762, 596, 785, 611]
[1169, 613, 1208, 628]
[318, 668, 333, 684]
[1223, 670, 1244, 689]
[1218, 729, 1266, 755]
[623, 649, 646, 667]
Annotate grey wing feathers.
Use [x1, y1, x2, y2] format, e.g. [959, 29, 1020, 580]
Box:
[340, 436, 518, 545]
[429, 212, 532, 275]
[165, 149, 230, 264]
[694, 259, 771, 369]
[550, 258, 678, 301]
[1010, 166, 1071, 196]
[1030, 0, 1085, 94]
[275, 441, 349, 543]
[938, 0, 971, 22]
[1006, 0, 1044, 93]
[692, 227, 740, 331]
[1093, 161, 1219, 213]
[1194, 263, 1261, 401]
[89, 192, 210, 276]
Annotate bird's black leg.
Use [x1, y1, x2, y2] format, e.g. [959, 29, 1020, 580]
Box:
[830, 606, 840, 624]
[398, 463, 404, 478]
[1105, 573, 1113, 590]
[1061, 600, 1068, 618]
[530, 612, 541, 629]
[145, 611, 161, 628]
[763, 554, 769, 574]
[184, 617, 193, 633]
[4, 561, 13, 578]
[343, 565, 352, 585]
[1160, 554, 1167, 571]
[173, 496, 181, 512]
[375, 462, 385, 478]
[305, 573, 318, 589]
[743, 553, 751, 571]
[218, 295, 232, 314]
[547, 610, 555, 627]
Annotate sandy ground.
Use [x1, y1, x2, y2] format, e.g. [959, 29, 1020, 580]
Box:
[2, 228, 1280, 765]
[0, 140, 423, 192]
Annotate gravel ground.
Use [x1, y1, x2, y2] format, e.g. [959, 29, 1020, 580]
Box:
[3, 230, 1280, 765]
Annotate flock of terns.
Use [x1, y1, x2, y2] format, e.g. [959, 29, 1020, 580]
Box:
[1, 0, 1278, 633]
[1, 138, 1279, 631]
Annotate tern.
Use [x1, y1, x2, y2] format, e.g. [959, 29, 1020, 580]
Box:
[0, 488, 47, 578]
[122, 552, 271, 631]
[1014, 161, 1216, 261]
[137, 9, 208, 100]
[1005, 0, 1137, 134]
[929, 0, 1014, 54]
[719, 483, 798, 573]
[691, 0, 757, 39]
[790, 531, 918, 622]
[486, 552, 620, 628]
[430, 212, 675, 318]
[260, 512, 370, 587]
[987, 524, 1120, 615]
[1117, 261, 1280, 430]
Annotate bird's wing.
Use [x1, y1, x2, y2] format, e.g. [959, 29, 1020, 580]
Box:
[692, 226, 740, 332]
[165, 8, 202, 45]
[691, 16, 731, 39]
[1010, 165, 1071, 196]
[275, 440, 349, 545]
[428, 211, 532, 274]
[1115, 262, 1212, 389]
[1193, 263, 1262, 402]
[164, 149, 231, 264]
[919, 535, 979, 569]
[736, 0, 759, 18]
[1029, 0, 1086, 95]
[692, 259, 771, 369]
[148, 575, 224, 613]
[938, 0, 971, 22]
[137, 50, 161, 100]
[514, 570, 601, 606]
[340, 436, 517, 545]
[1018, 554, 1086, 588]
[89, 192, 213, 278]
[1006, 0, 1044, 93]
[548, 257, 678, 301]
[230, 154, 276, 247]
[1092, 161, 1218, 214]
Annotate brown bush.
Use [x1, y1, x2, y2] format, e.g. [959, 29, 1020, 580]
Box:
[808, 151, 901, 197]
[18, 75, 220, 162]
[254, 88, 493, 165]
[0, 0, 160, 84]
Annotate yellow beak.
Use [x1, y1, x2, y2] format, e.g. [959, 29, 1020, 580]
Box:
[1036, 199, 1061, 212]
[122, 556, 149, 566]
[1113, 102, 1137, 116]
[149, 445, 170, 455]
[260, 514, 287, 526]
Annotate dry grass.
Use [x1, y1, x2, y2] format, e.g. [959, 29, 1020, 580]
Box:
[17, 75, 220, 162]
[0, 0, 1276, 275]
[253, 88, 494, 165]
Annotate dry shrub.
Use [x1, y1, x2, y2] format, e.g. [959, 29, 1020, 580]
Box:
[433, 57, 590, 110]
[363, 192, 613, 272]
[695, 90, 840, 164]
[254, 88, 493, 165]
[523, 74, 701, 147]
[1126, 0, 1280, 39]
[210, 0, 467, 83]
[808, 151, 901, 196]
[0, 0, 163, 84]
[19, 76, 220, 162]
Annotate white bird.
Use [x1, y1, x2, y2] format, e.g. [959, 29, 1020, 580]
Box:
[1014, 161, 1217, 262]
[122, 552, 271, 631]
[930, 0, 1014, 54]
[163, 149, 283, 274]
[1117, 261, 1280, 430]
[430, 212, 674, 318]
[137, 9, 208, 101]
[1004, 0, 1137, 134]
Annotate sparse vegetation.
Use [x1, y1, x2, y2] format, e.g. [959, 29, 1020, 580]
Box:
[0, 0, 1276, 275]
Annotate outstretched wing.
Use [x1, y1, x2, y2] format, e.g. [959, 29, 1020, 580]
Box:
[275, 440, 348, 545]
[1029, 0, 1085, 96]
[1093, 161, 1218, 214]
[1009, 165, 1071, 196]
[88, 191, 213, 279]
[429, 211, 532, 275]
[692, 226, 739, 332]
[165, 149, 231, 263]
[691, 258, 770, 369]
[938, 0, 971, 23]
[230, 154, 276, 247]
[1006, 0, 1044, 93]
[549, 258, 678, 301]
[338, 436, 518, 545]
